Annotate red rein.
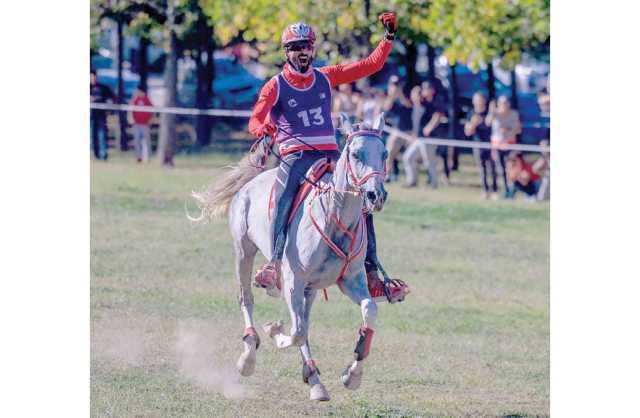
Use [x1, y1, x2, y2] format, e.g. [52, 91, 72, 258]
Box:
[312, 131, 386, 301]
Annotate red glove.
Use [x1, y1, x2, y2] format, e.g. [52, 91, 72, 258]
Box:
[258, 123, 277, 138]
[378, 12, 397, 34]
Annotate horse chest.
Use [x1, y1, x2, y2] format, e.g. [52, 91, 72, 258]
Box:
[296, 231, 365, 288]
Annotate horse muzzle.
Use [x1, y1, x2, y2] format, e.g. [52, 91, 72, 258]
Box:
[364, 188, 387, 212]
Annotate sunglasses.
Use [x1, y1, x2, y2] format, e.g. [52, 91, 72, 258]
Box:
[285, 41, 313, 52]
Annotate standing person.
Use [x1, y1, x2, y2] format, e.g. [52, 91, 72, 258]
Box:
[332, 83, 357, 118]
[486, 95, 522, 196]
[401, 81, 447, 188]
[384, 84, 421, 182]
[128, 84, 154, 163]
[356, 87, 383, 128]
[382, 76, 412, 182]
[248, 14, 408, 303]
[464, 92, 498, 199]
[90, 70, 115, 160]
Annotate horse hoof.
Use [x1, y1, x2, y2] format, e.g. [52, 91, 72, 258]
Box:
[309, 383, 330, 401]
[262, 320, 284, 338]
[266, 286, 281, 298]
[236, 348, 256, 377]
[341, 366, 363, 390]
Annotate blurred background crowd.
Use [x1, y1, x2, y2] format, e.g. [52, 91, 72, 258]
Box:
[90, 0, 550, 201]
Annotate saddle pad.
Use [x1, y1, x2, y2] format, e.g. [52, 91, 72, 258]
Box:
[267, 158, 334, 223]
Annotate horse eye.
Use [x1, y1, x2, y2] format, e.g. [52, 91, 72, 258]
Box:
[382, 151, 389, 160]
[351, 151, 359, 160]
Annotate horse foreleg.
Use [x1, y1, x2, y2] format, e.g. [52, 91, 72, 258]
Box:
[263, 265, 307, 348]
[339, 272, 378, 390]
[298, 288, 329, 401]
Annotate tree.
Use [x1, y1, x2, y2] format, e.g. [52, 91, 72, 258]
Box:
[175, 0, 216, 148]
[157, 0, 178, 166]
[421, 0, 549, 102]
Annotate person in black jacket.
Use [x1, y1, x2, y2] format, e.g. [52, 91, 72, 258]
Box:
[90, 70, 114, 160]
[465, 92, 498, 199]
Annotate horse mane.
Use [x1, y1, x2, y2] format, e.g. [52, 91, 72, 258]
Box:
[189, 140, 269, 222]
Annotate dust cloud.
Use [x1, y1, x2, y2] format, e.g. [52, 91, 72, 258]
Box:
[174, 319, 247, 399]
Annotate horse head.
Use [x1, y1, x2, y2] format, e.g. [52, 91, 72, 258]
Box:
[338, 113, 389, 213]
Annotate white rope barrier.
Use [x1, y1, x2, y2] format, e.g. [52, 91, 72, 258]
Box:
[90, 103, 252, 117]
[382, 126, 549, 153]
[90, 103, 549, 153]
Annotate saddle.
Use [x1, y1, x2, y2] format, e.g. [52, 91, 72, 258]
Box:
[267, 158, 334, 224]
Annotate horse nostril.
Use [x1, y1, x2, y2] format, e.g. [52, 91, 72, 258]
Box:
[382, 190, 388, 202]
[366, 191, 377, 202]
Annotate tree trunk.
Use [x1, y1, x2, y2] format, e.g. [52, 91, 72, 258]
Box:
[195, 17, 214, 149]
[448, 63, 460, 170]
[510, 69, 519, 110]
[116, 19, 128, 151]
[487, 62, 496, 102]
[157, 18, 177, 167]
[404, 42, 418, 89]
[138, 37, 149, 90]
[195, 47, 209, 148]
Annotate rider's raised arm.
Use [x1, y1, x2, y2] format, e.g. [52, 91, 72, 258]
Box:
[319, 39, 393, 88]
[248, 77, 278, 138]
[319, 12, 396, 87]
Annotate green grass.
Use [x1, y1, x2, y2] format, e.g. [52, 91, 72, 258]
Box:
[91, 151, 549, 417]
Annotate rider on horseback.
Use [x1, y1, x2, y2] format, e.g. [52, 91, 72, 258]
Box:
[249, 13, 408, 303]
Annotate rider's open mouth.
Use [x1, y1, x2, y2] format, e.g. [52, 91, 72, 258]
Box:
[298, 55, 309, 64]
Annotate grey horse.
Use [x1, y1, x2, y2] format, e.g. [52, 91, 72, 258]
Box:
[191, 113, 389, 401]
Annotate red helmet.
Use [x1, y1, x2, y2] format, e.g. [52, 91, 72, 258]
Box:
[281, 22, 316, 46]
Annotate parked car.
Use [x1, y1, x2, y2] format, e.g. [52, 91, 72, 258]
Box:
[178, 56, 264, 110]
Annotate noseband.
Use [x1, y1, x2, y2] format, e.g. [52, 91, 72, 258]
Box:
[343, 130, 387, 190]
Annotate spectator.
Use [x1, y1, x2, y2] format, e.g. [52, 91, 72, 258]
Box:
[486, 95, 522, 196]
[385, 84, 421, 182]
[537, 88, 550, 117]
[534, 140, 550, 201]
[465, 92, 498, 199]
[90, 70, 115, 160]
[332, 83, 357, 118]
[402, 81, 448, 188]
[382, 75, 412, 182]
[357, 86, 383, 128]
[128, 84, 154, 163]
[505, 152, 542, 201]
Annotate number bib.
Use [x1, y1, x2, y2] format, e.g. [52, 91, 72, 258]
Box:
[270, 69, 336, 155]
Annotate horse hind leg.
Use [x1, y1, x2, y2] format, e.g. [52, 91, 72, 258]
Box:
[233, 231, 260, 376]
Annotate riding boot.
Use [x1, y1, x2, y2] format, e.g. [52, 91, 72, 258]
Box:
[363, 214, 410, 303]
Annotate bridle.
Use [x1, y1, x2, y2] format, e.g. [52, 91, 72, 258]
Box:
[342, 130, 388, 193]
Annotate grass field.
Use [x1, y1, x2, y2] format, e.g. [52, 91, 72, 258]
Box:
[91, 150, 549, 417]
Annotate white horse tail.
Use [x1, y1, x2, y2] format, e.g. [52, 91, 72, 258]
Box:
[189, 140, 269, 222]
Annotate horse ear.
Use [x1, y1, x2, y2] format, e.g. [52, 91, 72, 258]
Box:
[372, 112, 386, 135]
[339, 112, 353, 135]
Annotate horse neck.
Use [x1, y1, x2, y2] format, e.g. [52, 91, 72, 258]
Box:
[321, 151, 363, 229]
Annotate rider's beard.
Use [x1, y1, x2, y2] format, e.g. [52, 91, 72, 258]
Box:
[287, 51, 314, 74]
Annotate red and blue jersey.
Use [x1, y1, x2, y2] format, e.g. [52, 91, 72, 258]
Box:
[249, 39, 393, 156]
[270, 70, 335, 155]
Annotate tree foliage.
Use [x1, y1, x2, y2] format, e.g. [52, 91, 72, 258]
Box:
[420, 0, 549, 70]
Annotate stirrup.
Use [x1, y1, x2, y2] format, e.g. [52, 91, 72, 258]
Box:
[366, 271, 410, 304]
[254, 263, 281, 297]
